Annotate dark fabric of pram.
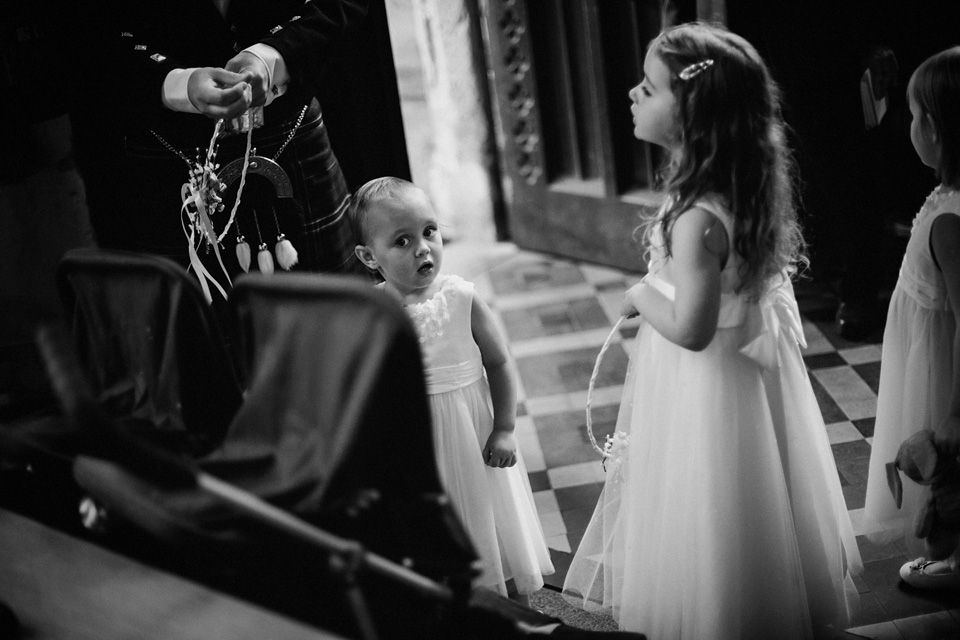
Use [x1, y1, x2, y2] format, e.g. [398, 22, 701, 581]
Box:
[55, 247, 243, 457]
[53, 251, 475, 567]
[24, 252, 644, 639]
[51, 262, 477, 635]
[207, 274, 479, 572]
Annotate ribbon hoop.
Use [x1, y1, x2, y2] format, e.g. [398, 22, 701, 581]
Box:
[585, 316, 627, 458]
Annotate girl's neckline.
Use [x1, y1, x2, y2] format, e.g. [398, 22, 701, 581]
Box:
[403, 274, 455, 309]
[914, 185, 960, 231]
[376, 276, 447, 308]
[924, 184, 960, 209]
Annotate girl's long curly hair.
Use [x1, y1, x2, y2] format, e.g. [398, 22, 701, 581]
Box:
[639, 22, 806, 299]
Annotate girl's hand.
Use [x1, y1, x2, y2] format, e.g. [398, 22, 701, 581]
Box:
[934, 414, 960, 458]
[620, 282, 645, 318]
[483, 430, 518, 468]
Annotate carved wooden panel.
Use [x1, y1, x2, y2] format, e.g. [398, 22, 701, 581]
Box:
[479, 0, 670, 272]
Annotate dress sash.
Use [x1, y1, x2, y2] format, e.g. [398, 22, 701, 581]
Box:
[424, 359, 484, 395]
[646, 273, 806, 371]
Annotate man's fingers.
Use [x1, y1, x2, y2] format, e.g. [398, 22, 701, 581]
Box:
[188, 67, 253, 118]
[216, 82, 252, 106]
[200, 94, 251, 120]
[199, 84, 251, 119]
[207, 67, 247, 88]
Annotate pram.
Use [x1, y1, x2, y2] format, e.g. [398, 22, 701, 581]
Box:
[5, 249, 646, 639]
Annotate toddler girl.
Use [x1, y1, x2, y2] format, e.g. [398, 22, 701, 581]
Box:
[863, 46, 960, 588]
[351, 177, 554, 603]
[562, 22, 861, 638]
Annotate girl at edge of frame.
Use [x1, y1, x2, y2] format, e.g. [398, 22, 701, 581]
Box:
[862, 45, 960, 589]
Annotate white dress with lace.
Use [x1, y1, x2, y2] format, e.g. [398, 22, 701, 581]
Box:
[863, 186, 960, 555]
[405, 274, 554, 595]
[562, 198, 862, 638]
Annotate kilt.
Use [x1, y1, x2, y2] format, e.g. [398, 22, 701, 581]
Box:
[86, 98, 366, 281]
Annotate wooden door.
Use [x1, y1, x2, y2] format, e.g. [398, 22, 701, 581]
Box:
[479, 0, 690, 272]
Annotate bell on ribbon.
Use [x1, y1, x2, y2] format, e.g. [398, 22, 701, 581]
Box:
[275, 234, 298, 270]
[257, 243, 275, 275]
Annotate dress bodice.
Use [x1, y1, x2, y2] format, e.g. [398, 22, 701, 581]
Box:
[404, 275, 484, 394]
[646, 195, 745, 296]
[644, 196, 806, 369]
[898, 185, 960, 310]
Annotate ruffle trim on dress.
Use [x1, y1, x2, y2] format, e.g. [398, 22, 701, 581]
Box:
[913, 185, 960, 231]
[405, 275, 463, 344]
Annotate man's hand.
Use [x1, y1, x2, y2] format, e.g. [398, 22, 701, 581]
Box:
[186, 67, 252, 119]
[225, 52, 270, 108]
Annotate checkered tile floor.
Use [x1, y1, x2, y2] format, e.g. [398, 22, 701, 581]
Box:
[444, 241, 960, 639]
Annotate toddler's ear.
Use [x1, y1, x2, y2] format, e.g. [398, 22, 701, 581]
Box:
[355, 245, 378, 270]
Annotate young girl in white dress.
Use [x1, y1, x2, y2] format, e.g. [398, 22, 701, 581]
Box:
[562, 23, 862, 638]
[351, 177, 554, 604]
[863, 46, 960, 588]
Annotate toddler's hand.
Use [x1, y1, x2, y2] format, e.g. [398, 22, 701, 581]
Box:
[934, 414, 960, 458]
[483, 430, 518, 468]
[225, 52, 270, 108]
[187, 67, 252, 119]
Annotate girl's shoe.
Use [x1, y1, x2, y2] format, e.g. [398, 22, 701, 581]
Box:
[899, 557, 960, 589]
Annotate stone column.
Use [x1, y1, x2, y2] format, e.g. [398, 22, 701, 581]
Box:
[408, 0, 502, 243]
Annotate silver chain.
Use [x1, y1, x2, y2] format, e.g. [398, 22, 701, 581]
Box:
[269, 105, 308, 160]
[149, 104, 309, 165]
[150, 131, 195, 166]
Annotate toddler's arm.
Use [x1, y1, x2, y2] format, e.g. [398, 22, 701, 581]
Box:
[932, 213, 960, 456]
[471, 293, 519, 468]
[621, 207, 724, 351]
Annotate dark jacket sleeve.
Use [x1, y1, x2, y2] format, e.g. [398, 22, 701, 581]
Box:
[255, 0, 369, 98]
[59, 1, 190, 127]
[113, 14, 185, 122]
[61, 0, 370, 147]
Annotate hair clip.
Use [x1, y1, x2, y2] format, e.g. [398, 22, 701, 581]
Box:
[679, 59, 714, 81]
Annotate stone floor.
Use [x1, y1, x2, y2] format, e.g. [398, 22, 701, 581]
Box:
[444, 240, 960, 640]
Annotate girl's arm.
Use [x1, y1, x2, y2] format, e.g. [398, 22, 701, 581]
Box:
[931, 213, 960, 456]
[621, 208, 725, 351]
[471, 292, 519, 468]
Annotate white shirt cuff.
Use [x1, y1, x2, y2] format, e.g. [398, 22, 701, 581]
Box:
[162, 68, 201, 113]
[244, 43, 289, 106]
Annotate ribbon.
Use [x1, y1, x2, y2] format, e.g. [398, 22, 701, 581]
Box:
[181, 182, 230, 304]
[739, 281, 806, 370]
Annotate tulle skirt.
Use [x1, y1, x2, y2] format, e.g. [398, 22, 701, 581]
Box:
[863, 285, 958, 555]
[563, 319, 861, 638]
[429, 377, 554, 595]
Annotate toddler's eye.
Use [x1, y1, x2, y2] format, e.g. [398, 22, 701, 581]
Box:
[425, 226, 438, 238]
[396, 236, 410, 248]
[641, 85, 652, 97]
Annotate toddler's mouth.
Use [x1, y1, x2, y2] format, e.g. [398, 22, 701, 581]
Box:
[418, 261, 434, 275]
